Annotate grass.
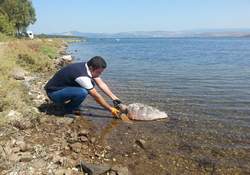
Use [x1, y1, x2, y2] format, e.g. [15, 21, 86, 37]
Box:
[0, 37, 64, 124]
[0, 33, 14, 42]
[40, 45, 58, 59]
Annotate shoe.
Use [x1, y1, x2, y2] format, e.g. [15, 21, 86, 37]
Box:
[73, 110, 81, 115]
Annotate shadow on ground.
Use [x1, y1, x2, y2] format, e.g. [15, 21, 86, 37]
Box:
[38, 102, 112, 119]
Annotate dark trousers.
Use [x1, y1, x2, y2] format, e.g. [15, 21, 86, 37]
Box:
[48, 87, 88, 114]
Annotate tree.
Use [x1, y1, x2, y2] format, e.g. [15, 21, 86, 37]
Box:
[0, 0, 36, 34]
[0, 13, 15, 35]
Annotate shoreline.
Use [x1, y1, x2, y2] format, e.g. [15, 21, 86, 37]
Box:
[0, 38, 129, 175]
[0, 38, 249, 174]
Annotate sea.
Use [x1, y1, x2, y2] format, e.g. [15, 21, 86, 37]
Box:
[67, 37, 250, 173]
[68, 37, 250, 125]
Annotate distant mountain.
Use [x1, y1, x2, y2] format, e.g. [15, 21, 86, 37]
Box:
[52, 29, 250, 38]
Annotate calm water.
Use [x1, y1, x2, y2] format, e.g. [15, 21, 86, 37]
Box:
[67, 38, 250, 174]
[68, 37, 250, 125]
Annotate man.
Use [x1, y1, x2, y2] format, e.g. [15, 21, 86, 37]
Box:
[44, 56, 121, 117]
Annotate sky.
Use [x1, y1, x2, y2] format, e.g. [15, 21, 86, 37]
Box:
[29, 0, 250, 34]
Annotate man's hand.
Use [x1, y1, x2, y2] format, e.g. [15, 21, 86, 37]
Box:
[113, 99, 122, 108]
[111, 107, 120, 117]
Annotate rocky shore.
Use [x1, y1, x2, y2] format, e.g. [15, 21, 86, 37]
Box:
[0, 39, 129, 175]
[1, 39, 249, 175]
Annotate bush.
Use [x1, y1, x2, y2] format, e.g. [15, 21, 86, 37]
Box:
[17, 53, 35, 65]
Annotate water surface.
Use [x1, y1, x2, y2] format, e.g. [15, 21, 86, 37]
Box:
[68, 37, 250, 174]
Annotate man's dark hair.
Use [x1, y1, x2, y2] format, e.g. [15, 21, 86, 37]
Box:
[87, 56, 107, 70]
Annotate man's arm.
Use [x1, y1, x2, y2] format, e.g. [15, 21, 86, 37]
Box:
[89, 88, 119, 116]
[75, 76, 120, 117]
[94, 77, 119, 100]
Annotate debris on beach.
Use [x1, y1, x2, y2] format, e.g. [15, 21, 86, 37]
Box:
[118, 103, 168, 121]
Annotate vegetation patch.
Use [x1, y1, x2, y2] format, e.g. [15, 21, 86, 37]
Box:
[0, 38, 63, 125]
[39, 45, 58, 59]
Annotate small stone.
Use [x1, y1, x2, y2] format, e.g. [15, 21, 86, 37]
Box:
[12, 67, 27, 80]
[106, 146, 112, 151]
[90, 137, 96, 143]
[9, 153, 19, 162]
[109, 170, 117, 175]
[135, 139, 146, 149]
[111, 165, 129, 175]
[12, 120, 33, 130]
[104, 158, 110, 162]
[19, 152, 33, 162]
[77, 162, 111, 175]
[61, 55, 73, 62]
[79, 136, 88, 142]
[7, 110, 23, 122]
[52, 154, 62, 164]
[19, 143, 30, 152]
[81, 144, 88, 150]
[72, 167, 78, 172]
[12, 147, 21, 153]
[54, 168, 74, 175]
[78, 129, 89, 136]
[67, 132, 78, 143]
[69, 143, 82, 153]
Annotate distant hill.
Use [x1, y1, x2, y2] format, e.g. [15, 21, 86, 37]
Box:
[51, 29, 250, 38]
[36, 33, 84, 39]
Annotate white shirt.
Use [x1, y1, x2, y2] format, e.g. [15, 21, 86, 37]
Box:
[75, 63, 94, 90]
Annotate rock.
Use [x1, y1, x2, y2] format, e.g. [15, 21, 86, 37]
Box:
[127, 103, 168, 120]
[81, 144, 88, 150]
[8, 153, 19, 162]
[61, 55, 73, 62]
[111, 165, 129, 175]
[59, 117, 74, 125]
[54, 168, 74, 175]
[19, 152, 33, 162]
[12, 67, 28, 80]
[135, 139, 146, 149]
[15, 140, 31, 152]
[20, 144, 29, 152]
[31, 107, 40, 114]
[31, 159, 48, 169]
[55, 55, 73, 68]
[12, 120, 33, 130]
[59, 50, 67, 55]
[69, 143, 82, 153]
[67, 132, 78, 143]
[52, 154, 63, 164]
[78, 129, 89, 136]
[11, 147, 21, 153]
[109, 171, 117, 175]
[52, 155, 74, 167]
[79, 136, 88, 142]
[90, 137, 96, 144]
[77, 161, 111, 175]
[7, 110, 23, 122]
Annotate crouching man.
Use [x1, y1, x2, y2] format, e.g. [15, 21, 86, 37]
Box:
[44, 56, 121, 117]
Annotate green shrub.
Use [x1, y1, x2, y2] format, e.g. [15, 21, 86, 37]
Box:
[17, 53, 35, 65]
